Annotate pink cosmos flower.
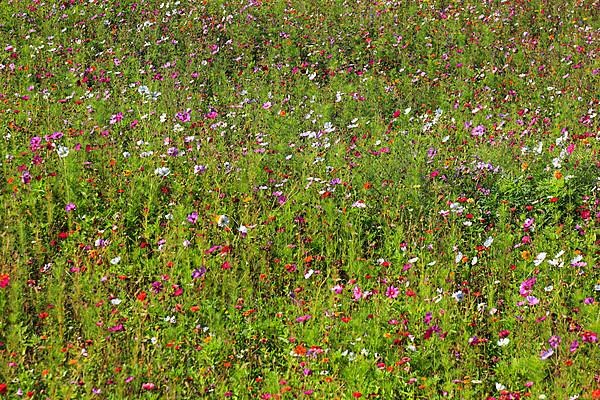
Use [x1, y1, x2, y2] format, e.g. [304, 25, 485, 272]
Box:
[385, 285, 399, 299]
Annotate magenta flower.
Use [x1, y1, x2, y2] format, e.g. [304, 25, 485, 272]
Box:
[385, 285, 399, 299]
[581, 331, 598, 343]
[548, 335, 561, 348]
[109, 112, 123, 125]
[295, 315, 311, 323]
[519, 277, 536, 297]
[108, 324, 124, 332]
[523, 217, 535, 231]
[65, 203, 76, 212]
[30, 136, 42, 151]
[141, 382, 156, 391]
[176, 110, 191, 122]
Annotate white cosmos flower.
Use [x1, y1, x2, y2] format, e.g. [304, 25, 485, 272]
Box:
[534, 252, 547, 266]
[484, 236, 494, 248]
[217, 214, 229, 227]
[154, 167, 170, 177]
[57, 145, 69, 158]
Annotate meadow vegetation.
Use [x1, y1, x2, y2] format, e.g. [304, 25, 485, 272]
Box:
[0, 0, 598, 398]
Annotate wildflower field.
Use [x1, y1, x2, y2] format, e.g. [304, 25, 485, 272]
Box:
[0, 0, 599, 398]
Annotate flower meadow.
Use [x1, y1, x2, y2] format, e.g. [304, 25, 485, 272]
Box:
[0, 0, 599, 398]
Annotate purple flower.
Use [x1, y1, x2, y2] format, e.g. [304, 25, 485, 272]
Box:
[548, 335, 561, 348]
[471, 125, 485, 137]
[583, 297, 595, 305]
[65, 203, 76, 212]
[540, 348, 554, 360]
[187, 211, 199, 224]
[21, 170, 32, 184]
[151, 281, 163, 293]
[526, 295, 539, 306]
[569, 340, 579, 353]
[192, 267, 206, 279]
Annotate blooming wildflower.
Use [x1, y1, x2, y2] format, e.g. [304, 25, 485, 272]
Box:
[65, 203, 76, 212]
[533, 252, 547, 266]
[110, 298, 122, 306]
[110, 256, 121, 265]
[497, 338, 510, 347]
[581, 331, 598, 343]
[523, 218, 535, 231]
[56, 145, 69, 158]
[519, 277, 536, 297]
[192, 267, 206, 279]
[176, 110, 191, 122]
[548, 335, 561, 348]
[540, 348, 554, 360]
[108, 324, 124, 332]
[331, 284, 344, 294]
[141, 383, 156, 391]
[483, 236, 494, 248]
[471, 125, 485, 137]
[526, 296, 539, 306]
[154, 167, 170, 177]
[194, 165, 207, 174]
[569, 340, 579, 353]
[353, 286, 363, 301]
[0, 274, 9, 288]
[352, 200, 367, 208]
[109, 112, 123, 125]
[217, 214, 229, 227]
[30, 136, 42, 151]
[296, 315, 311, 323]
[452, 290, 464, 302]
[423, 312, 432, 325]
[187, 212, 199, 224]
[385, 285, 399, 299]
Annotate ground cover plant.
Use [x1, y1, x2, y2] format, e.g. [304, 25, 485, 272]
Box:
[0, 0, 599, 398]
